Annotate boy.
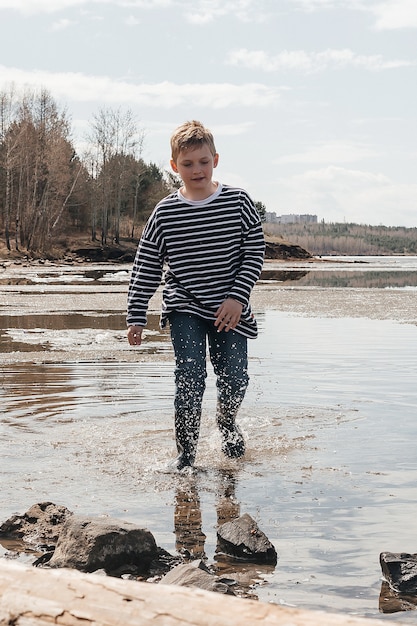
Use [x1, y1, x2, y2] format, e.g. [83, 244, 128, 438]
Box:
[127, 120, 265, 470]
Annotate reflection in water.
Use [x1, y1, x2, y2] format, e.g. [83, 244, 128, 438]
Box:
[1, 313, 127, 331]
[174, 471, 240, 561]
[173, 471, 275, 598]
[0, 312, 170, 354]
[174, 482, 207, 559]
[260, 270, 308, 282]
[0, 266, 130, 286]
[1, 364, 76, 425]
[215, 472, 240, 527]
[2, 257, 417, 290]
[261, 269, 417, 288]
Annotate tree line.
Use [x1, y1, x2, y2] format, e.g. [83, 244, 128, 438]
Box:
[265, 221, 417, 256]
[0, 85, 179, 256]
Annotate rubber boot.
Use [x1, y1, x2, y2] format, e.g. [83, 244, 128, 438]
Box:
[173, 410, 201, 470]
[216, 401, 245, 459]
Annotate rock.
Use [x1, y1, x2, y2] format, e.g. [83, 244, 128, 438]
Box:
[48, 515, 158, 575]
[380, 552, 417, 594]
[217, 513, 277, 564]
[71, 244, 136, 263]
[265, 240, 312, 260]
[160, 559, 236, 595]
[0, 502, 73, 549]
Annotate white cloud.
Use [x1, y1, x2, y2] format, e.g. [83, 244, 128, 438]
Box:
[288, 0, 417, 30]
[372, 0, 417, 30]
[185, 0, 270, 24]
[277, 166, 417, 227]
[125, 14, 140, 25]
[288, 0, 366, 10]
[0, 65, 280, 108]
[227, 47, 414, 73]
[3, 0, 417, 32]
[50, 17, 76, 30]
[0, 0, 271, 22]
[299, 165, 389, 187]
[0, 0, 87, 13]
[213, 121, 255, 136]
[0, 0, 172, 14]
[275, 141, 382, 165]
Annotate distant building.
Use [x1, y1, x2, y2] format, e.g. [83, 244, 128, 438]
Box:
[265, 212, 318, 224]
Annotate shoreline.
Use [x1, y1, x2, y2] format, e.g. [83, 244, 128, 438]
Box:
[1, 280, 416, 367]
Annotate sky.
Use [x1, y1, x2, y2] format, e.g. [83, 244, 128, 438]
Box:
[0, 0, 416, 227]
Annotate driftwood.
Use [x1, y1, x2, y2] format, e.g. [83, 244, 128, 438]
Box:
[0, 560, 406, 626]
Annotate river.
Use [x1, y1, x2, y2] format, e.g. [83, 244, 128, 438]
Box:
[1, 255, 417, 620]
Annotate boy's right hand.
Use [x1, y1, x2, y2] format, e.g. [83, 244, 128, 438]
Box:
[127, 325, 144, 346]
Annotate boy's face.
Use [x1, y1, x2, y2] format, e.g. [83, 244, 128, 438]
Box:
[171, 144, 219, 200]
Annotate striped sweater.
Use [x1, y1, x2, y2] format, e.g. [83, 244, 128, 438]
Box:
[127, 183, 265, 338]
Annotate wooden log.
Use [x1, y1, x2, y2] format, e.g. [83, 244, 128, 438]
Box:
[0, 560, 405, 626]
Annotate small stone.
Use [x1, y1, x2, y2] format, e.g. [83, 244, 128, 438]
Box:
[217, 513, 277, 564]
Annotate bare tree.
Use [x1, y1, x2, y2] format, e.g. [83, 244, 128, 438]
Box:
[0, 85, 19, 250]
[0, 87, 80, 254]
[86, 107, 144, 245]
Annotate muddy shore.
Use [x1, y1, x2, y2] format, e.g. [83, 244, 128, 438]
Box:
[1, 258, 416, 366]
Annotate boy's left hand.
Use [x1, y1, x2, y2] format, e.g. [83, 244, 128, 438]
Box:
[214, 298, 243, 332]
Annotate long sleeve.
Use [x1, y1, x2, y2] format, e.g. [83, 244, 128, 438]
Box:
[126, 185, 265, 338]
[227, 194, 265, 306]
[126, 218, 164, 327]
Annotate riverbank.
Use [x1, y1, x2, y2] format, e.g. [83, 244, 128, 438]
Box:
[0, 234, 313, 264]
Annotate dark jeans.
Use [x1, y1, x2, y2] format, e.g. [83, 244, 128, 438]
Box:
[168, 312, 249, 465]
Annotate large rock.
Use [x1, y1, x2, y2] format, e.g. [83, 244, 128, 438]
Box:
[160, 559, 236, 595]
[49, 515, 158, 575]
[380, 552, 417, 594]
[217, 513, 277, 564]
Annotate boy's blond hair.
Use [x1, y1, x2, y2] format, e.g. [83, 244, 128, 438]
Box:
[170, 120, 217, 162]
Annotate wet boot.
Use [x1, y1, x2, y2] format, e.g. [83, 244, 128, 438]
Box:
[216, 401, 245, 459]
[174, 410, 201, 470]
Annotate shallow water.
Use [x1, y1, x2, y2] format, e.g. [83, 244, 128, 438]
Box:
[1, 256, 417, 620]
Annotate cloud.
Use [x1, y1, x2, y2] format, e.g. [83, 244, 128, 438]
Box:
[275, 141, 382, 165]
[287, 0, 417, 30]
[50, 17, 76, 30]
[371, 0, 417, 30]
[0, 0, 172, 15]
[288, 0, 366, 10]
[277, 165, 417, 227]
[4, 0, 417, 31]
[227, 47, 414, 73]
[125, 14, 140, 25]
[0, 65, 280, 108]
[0, 0, 271, 22]
[0, 0, 88, 13]
[185, 0, 270, 24]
